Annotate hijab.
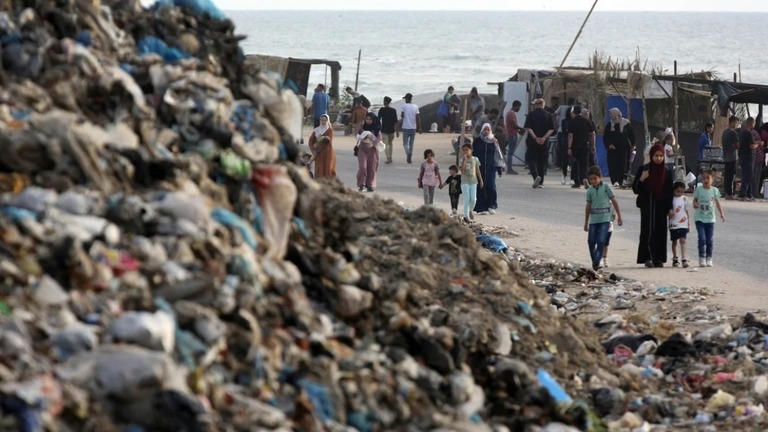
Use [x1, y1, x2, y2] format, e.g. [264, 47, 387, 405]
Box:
[647, 143, 667, 199]
[313, 114, 330, 136]
[480, 123, 495, 143]
[362, 112, 381, 136]
[609, 108, 630, 133]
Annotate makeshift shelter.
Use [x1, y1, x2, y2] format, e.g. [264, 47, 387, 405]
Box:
[242, 54, 342, 101]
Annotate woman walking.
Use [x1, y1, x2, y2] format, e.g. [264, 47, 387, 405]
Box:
[307, 114, 336, 178]
[632, 143, 674, 267]
[473, 123, 503, 214]
[604, 107, 635, 187]
[355, 112, 381, 192]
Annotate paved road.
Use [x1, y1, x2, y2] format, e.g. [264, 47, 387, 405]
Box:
[324, 133, 767, 312]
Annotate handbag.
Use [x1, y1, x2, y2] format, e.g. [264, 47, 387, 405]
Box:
[494, 142, 506, 169]
[353, 145, 359, 157]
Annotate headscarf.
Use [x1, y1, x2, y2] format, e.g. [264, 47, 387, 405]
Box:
[647, 143, 667, 199]
[609, 108, 630, 133]
[361, 112, 381, 136]
[480, 123, 495, 143]
[313, 114, 330, 136]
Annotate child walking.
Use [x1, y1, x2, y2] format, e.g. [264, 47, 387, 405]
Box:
[584, 166, 623, 271]
[440, 164, 462, 215]
[459, 144, 483, 221]
[692, 169, 726, 267]
[668, 181, 690, 268]
[418, 149, 443, 205]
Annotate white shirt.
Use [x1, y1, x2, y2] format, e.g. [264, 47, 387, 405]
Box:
[664, 144, 674, 164]
[400, 103, 420, 130]
[669, 196, 689, 229]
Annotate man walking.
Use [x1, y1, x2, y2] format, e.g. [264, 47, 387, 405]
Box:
[504, 100, 523, 174]
[738, 117, 758, 200]
[722, 115, 739, 199]
[310, 84, 330, 127]
[524, 98, 554, 188]
[400, 93, 421, 164]
[378, 96, 398, 164]
[567, 105, 596, 188]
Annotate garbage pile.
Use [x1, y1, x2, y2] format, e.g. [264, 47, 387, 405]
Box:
[0, 1, 624, 431]
[1, 0, 766, 431]
[507, 249, 768, 431]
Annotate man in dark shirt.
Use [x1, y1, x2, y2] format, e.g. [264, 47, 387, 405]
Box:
[524, 98, 555, 188]
[567, 105, 596, 188]
[721, 115, 739, 199]
[377, 96, 398, 164]
[738, 117, 757, 200]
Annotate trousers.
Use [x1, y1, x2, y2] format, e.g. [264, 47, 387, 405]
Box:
[461, 183, 477, 217]
[588, 222, 610, 266]
[402, 129, 416, 157]
[695, 221, 714, 258]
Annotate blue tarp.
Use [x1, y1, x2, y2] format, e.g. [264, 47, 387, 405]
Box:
[137, 37, 190, 63]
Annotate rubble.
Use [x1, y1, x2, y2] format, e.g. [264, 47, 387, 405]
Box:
[0, 0, 767, 431]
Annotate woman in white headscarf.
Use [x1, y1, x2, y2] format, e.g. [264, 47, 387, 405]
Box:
[604, 107, 636, 187]
[308, 114, 336, 178]
[472, 123, 504, 214]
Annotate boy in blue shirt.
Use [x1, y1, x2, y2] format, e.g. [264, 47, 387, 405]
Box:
[584, 166, 623, 270]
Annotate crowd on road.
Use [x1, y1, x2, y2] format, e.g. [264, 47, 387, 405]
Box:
[304, 84, 747, 272]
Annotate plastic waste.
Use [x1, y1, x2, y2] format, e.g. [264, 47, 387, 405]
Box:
[537, 369, 573, 404]
[705, 389, 735, 411]
[107, 311, 175, 353]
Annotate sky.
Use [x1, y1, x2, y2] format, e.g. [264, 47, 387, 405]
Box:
[212, 0, 768, 11]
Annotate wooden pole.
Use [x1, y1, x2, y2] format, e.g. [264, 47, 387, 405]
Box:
[559, 0, 599, 68]
[673, 60, 679, 153]
[354, 49, 361, 91]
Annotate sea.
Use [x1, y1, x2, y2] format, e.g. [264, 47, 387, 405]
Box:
[229, 10, 768, 103]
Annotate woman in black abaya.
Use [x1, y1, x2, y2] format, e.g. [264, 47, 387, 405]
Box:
[633, 143, 674, 267]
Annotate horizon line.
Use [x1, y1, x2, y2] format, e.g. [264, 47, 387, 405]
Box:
[223, 9, 767, 12]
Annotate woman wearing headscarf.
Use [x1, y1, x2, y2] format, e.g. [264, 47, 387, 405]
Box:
[633, 143, 673, 267]
[307, 114, 336, 178]
[472, 123, 504, 214]
[355, 112, 381, 192]
[604, 107, 635, 187]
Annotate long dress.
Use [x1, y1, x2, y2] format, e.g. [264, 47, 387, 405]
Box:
[308, 128, 336, 178]
[473, 136, 499, 212]
[356, 133, 380, 189]
[604, 120, 635, 185]
[632, 163, 673, 264]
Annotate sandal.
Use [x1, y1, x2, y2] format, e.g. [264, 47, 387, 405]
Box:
[682, 259, 690, 268]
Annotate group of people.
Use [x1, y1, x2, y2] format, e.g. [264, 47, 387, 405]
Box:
[718, 115, 767, 201]
[306, 84, 425, 192]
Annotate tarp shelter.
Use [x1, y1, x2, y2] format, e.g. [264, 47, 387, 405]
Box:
[243, 55, 342, 101]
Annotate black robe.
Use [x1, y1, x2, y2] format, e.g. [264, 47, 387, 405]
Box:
[604, 120, 636, 185]
[632, 164, 673, 264]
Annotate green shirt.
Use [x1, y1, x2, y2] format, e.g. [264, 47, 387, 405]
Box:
[461, 156, 480, 185]
[693, 186, 721, 223]
[586, 182, 615, 224]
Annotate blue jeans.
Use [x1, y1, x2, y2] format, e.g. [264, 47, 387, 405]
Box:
[402, 129, 416, 157]
[695, 221, 714, 258]
[505, 135, 518, 170]
[461, 183, 477, 217]
[588, 222, 610, 266]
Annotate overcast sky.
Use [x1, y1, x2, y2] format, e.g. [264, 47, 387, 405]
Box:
[214, 0, 768, 11]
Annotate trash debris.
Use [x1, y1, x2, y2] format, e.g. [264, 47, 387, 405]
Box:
[1, 1, 767, 431]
